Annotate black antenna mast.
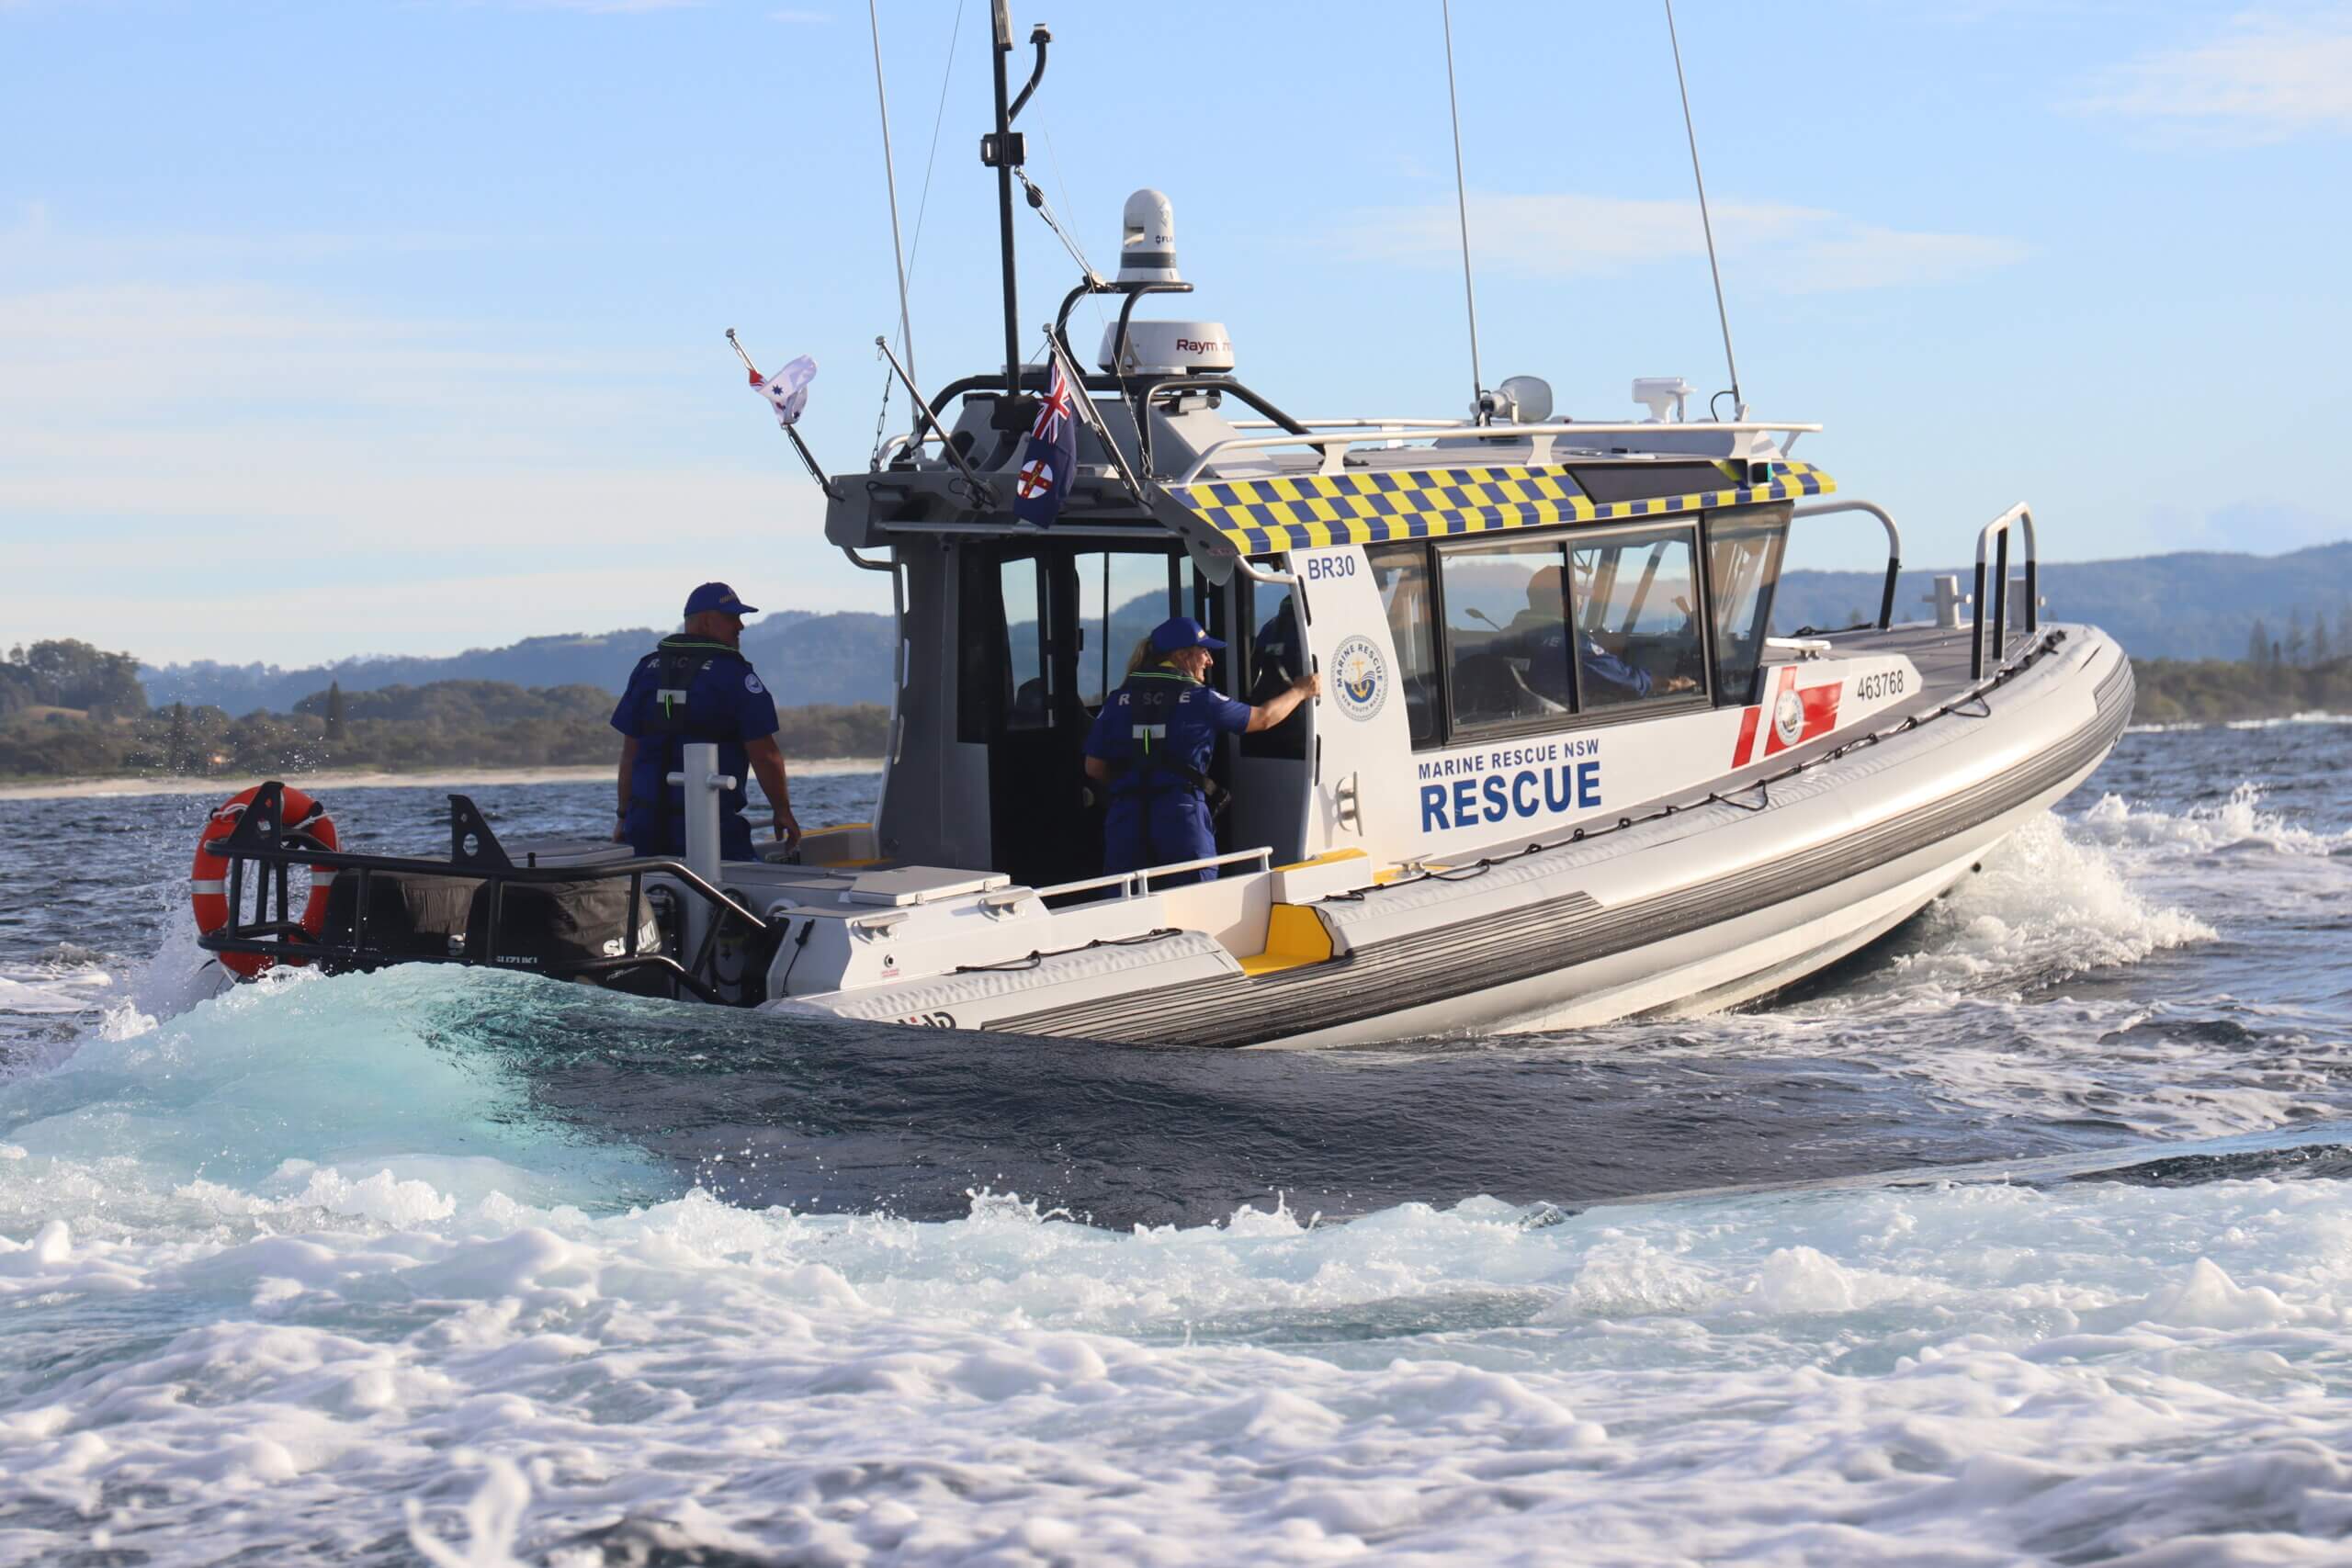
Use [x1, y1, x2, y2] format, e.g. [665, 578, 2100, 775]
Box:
[980, 2, 1050, 409]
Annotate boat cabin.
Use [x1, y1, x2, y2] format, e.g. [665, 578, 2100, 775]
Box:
[826, 344, 1850, 896]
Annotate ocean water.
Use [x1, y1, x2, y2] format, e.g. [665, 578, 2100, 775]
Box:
[1, 725, 2348, 1565]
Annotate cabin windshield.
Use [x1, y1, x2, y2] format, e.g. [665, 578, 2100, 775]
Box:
[1705, 506, 1791, 705]
[1438, 539, 1574, 730]
[1568, 529, 1707, 708]
[1364, 506, 1797, 748]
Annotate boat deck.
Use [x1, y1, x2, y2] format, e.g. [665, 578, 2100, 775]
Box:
[1783, 620, 2025, 700]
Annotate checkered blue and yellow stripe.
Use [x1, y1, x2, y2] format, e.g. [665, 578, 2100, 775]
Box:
[1175, 460, 1835, 556]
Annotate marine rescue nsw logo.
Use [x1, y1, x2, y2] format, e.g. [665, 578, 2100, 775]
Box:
[1772, 688, 1805, 748]
[1332, 636, 1387, 722]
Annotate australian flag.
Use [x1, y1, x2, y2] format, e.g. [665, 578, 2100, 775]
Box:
[1011, 359, 1077, 529]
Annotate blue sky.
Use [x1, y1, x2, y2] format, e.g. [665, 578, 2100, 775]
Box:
[4, 0, 2347, 665]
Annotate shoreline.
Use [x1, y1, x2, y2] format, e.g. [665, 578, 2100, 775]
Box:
[0, 759, 884, 804]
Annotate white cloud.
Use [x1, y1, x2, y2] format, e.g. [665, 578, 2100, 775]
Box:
[2077, 10, 2352, 142]
[1347, 191, 2028, 293]
[0, 276, 862, 664]
[0, 204, 491, 301]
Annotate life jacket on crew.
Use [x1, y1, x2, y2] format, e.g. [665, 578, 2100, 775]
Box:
[1100, 669, 1216, 804]
[642, 639, 750, 734]
[622, 636, 760, 853]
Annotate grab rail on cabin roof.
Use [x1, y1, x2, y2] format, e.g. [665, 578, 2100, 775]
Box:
[1173, 421, 1825, 485]
[1972, 503, 2040, 680]
[1792, 500, 1905, 630]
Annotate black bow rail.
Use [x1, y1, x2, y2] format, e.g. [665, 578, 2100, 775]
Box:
[194, 781, 774, 1004]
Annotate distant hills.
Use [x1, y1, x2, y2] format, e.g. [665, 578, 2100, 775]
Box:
[143, 611, 899, 714]
[1773, 540, 2352, 661]
[140, 541, 2352, 714]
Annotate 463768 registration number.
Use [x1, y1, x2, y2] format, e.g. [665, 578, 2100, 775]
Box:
[1855, 669, 1907, 701]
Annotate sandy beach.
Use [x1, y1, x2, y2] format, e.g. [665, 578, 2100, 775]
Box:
[0, 759, 884, 804]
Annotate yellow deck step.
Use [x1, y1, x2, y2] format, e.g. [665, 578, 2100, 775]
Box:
[1238, 903, 1336, 977]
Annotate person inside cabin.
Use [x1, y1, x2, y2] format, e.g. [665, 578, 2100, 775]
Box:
[1084, 616, 1319, 886]
[1509, 562, 1696, 707]
[610, 582, 801, 861]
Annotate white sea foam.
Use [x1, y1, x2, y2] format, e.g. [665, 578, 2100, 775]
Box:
[2079, 782, 2352, 860]
[1887, 808, 2216, 987]
[2222, 711, 2352, 729]
[2129, 713, 2352, 734]
[0, 967, 114, 1016]
[1629, 800, 2352, 1143]
[6, 1130, 2352, 1563]
[1, 741, 2344, 1561]
[119, 901, 232, 1031]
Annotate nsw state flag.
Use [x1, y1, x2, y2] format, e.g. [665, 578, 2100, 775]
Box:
[1011, 360, 1078, 529]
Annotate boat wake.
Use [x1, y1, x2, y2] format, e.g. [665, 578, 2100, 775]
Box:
[2, 737, 2348, 1562]
[6, 1105, 2352, 1563]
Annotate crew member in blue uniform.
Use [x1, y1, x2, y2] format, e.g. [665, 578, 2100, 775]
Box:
[1083, 616, 1319, 885]
[610, 582, 801, 861]
[1510, 564, 1697, 706]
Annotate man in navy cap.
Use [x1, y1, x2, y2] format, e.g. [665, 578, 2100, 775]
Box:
[610, 582, 800, 861]
[1083, 615, 1319, 885]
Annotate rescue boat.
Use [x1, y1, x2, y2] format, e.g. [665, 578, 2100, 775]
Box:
[191, 17, 2132, 1047]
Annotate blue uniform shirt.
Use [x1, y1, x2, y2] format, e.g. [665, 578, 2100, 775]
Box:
[1086, 665, 1252, 883]
[1084, 667, 1252, 787]
[1505, 615, 1653, 705]
[609, 637, 780, 855]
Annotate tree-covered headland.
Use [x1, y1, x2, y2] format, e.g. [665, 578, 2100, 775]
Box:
[5, 606, 2351, 782]
[0, 641, 887, 781]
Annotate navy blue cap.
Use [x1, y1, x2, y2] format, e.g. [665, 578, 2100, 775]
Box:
[1149, 615, 1226, 654]
[684, 581, 758, 617]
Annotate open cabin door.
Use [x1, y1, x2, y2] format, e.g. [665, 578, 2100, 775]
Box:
[1225, 567, 1311, 868]
[954, 539, 1312, 890]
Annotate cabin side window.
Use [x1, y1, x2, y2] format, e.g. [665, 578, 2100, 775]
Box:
[1436, 539, 1575, 733]
[1238, 572, 1308, 759]
[1568, 526, 1709, 709]
[1366, 543, 1442, 749]
[999, 555, 1053, 730]
[1076, 548, 1181, 708]
[1704, 506, 1790, 707]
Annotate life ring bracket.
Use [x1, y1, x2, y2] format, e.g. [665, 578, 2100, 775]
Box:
[189, 781, 338, 979]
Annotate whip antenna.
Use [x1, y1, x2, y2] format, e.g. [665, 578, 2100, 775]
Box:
[1664, 0, 1743, 419]
[1439, 0, 1485, 419]
[867, 0, 919, 392]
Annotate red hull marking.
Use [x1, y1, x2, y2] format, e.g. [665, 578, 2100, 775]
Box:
[1731, 705, 1760, 766]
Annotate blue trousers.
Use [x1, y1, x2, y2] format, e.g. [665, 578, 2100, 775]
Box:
[1103, 793, 1218, 886]
[628, 807, 755, 863]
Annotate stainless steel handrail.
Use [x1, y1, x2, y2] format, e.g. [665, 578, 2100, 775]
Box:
[1230, 418, 1463, 431]
[1792, 500, 1904, 628]
[1175, 420, 1824, 486]
[1026, 845, 1274, 904]
[1972, 502, 2039, 679]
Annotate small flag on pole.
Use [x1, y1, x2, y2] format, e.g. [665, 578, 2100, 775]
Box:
[753, 355, 818, 428]
[1011, 357, 1077, 530]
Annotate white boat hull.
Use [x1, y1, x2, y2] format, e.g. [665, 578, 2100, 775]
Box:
[763, 625, 2132, 1047]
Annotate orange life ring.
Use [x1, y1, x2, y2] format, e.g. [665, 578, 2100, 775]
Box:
[190, 785, 339, 978]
